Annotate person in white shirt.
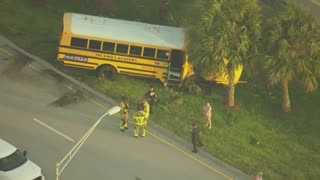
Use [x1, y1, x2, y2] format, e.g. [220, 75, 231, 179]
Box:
[203, 102, 212, 129]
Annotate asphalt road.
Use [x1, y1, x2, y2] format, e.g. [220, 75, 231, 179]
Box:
[0, 49, 232, 179]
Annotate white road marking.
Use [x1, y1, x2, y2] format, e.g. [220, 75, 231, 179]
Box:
[33, 118, 75, 143]
[310, 0, 320, 6]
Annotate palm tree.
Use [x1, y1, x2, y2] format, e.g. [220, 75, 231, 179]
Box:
[190, 0, 261, 108]
[263, 1, 320, 112]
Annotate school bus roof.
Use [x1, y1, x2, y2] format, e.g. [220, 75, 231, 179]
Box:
[64, 12, 186, 49]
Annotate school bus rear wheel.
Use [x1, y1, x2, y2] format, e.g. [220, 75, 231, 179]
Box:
[96, 65, 117, 81]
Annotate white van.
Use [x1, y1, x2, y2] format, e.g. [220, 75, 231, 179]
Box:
[0, 138, 45, 180]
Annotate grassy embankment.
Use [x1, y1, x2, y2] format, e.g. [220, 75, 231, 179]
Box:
[0, 0, 319, 179]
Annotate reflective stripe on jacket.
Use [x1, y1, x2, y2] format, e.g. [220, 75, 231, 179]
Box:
[133, 112, 145, 126]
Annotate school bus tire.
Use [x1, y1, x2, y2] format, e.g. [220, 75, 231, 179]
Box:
[96, 65, 117, 81]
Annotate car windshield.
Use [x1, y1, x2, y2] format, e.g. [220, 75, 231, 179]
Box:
[0, 150, 28, 171]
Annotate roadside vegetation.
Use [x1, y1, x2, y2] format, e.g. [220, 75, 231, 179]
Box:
[1, 0, 319, 179]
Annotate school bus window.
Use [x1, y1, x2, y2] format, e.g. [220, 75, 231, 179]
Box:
[102, 42, 115, 52]
[71, 37, 88, 48]
[89, 40, 102, 50]
[116, 44, 129, 54]
[130, 46, 142, 56]
[157, 49, 169, 60]
[143, 47, 156, 58]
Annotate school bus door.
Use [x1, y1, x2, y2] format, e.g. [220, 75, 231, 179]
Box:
[167, 50, 185, 86]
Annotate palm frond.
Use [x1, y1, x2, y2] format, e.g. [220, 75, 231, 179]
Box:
[303, 76, 318, 92]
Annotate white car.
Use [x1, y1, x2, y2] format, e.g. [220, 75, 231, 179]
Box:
[0, 138, 45, 180]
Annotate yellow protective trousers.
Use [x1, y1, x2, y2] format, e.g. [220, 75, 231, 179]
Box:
[120, 112, 129, 131]
[134, 124, 146, 137]
[133, 113, 146, 137]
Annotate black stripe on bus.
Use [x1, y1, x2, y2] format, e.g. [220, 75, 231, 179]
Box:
[60, 58, 99, 65]
[64, 63, 95, 69]
[59, 45, 170, 62]
[120, 71, 156, 78]
[117, 66, 156, 74]
[59, 52, 168, 70]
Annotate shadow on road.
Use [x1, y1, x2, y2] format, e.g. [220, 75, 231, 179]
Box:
[51, 90, 86, 107]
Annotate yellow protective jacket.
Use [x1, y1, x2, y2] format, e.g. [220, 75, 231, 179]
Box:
[143, 102, 150, 119]
[133, 111, 145, 126]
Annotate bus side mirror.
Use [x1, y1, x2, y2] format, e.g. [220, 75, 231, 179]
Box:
[23, 150, 28, 157]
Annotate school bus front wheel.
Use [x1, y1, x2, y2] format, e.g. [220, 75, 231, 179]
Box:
[96, 65, 117, 81]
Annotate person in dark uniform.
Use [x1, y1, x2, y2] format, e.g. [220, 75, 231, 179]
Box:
[137, 98, 145, 111]
[145, 85, 157, 113]
[191, 123, 203, 153]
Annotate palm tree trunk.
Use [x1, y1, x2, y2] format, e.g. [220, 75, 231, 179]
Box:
[281, 79, 291, 112]
[228, 70, 235, 107]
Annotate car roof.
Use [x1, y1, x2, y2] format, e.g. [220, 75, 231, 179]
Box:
[0, 138, 17, 159]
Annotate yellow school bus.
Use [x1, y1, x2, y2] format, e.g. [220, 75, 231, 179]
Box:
[57, 12, 243, 86]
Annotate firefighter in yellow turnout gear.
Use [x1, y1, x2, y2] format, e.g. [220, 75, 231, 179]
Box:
[133, 110, 146, 137]
[119, 97, 129, 132]
[142, 99, 150, 128]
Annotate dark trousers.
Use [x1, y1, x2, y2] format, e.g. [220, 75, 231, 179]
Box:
[192, 139, 203, 152]
[192, 142, 198, 152]
[148, 100, 155, 113]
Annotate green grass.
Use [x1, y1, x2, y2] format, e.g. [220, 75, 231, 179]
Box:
[1, 0, 320, 179]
